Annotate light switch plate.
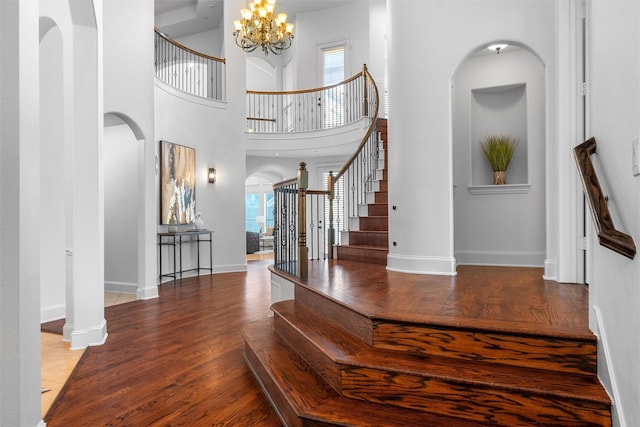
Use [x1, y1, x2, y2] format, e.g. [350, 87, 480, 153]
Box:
[633, 137, 640, 176]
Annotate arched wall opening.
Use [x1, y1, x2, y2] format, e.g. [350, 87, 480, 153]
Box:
[452, 42, 546, 267]
[40, 20, 67, 323]
[103, 113, 143, 294]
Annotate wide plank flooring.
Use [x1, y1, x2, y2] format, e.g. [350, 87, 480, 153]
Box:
[301, 260, 590, 339]
[44, 260, 281, 426]
[44, 259, 590, 426]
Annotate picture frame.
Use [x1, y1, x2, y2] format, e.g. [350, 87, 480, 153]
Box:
[160, 140, 196, 225]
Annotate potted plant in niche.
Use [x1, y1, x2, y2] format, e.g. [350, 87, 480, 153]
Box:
[481, 135, 516, 185]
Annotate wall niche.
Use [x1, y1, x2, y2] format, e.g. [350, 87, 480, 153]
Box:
[470, 83, 528, 187]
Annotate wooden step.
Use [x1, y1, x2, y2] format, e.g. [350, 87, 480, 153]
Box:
[366, 191, 387, 204]
[294, 277, 598, 376]
[347, 230, 388, 246]
[364, 203, 388, 216]
[373, 178, 388, 192]
[244, 319, 480, 427]
[272, 301, 611, 427]
[244, 319, 336, 427]
[357, 216, 388, 231]
[336, 245, 388, 265]
[373, 320, 598, 376]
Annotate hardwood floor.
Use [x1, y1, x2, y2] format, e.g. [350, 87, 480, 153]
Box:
[41, 291, 138, 416]
[43, 259, 595, 426]
[44, 260, 281, 426]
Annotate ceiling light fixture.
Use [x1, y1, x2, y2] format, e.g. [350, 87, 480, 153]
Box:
[233, 0, 294, 55]
[488, 44, 508, 54]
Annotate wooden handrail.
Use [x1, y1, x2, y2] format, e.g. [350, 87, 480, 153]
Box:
[332, 65, 380, 183]
[247, 117, 276, 123]
[247, 71, 364, 96]
[154, 26, 226, 63]
[574, 137, 636, 259]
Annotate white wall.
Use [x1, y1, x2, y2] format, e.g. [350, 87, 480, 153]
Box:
[155, 82, 247, 274]
[588, 1, 640, 425]
[177, 27, 223, 58]
[453, 48, 546, 267]
[103, 0, 157, 299]
[1, 0, 41, 424]
[387, 0, 558, 275]
[294, 2, 371, 89]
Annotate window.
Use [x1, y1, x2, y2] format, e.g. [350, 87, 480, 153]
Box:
[245, 193, 261, 232]
[321, 43, 347, 128]
[245, 187, 274, 233]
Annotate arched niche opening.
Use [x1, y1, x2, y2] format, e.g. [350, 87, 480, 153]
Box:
[452, 43, 546, 268]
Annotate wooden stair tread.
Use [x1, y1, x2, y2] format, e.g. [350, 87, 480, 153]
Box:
[338, 245, 389, 251]
[244, 318, 480, 427]
[243, 319, 337, 417]
[273, 301, 610, 405]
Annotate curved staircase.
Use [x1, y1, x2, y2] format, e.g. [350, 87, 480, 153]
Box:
[335, 119, 389, 265]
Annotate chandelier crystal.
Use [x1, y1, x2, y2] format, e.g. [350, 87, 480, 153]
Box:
[233, 0, 294, 55]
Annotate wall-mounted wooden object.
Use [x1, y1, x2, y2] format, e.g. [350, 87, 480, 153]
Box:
[574, 137, 636, 259]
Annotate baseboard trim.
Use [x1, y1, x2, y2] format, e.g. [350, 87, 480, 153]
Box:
[213, 263, 248, 274]
[387, 254, 457, 276]
[593, 305, 626, 427]
[104, 281, 137, 294]
[455, 250, 545, 268]
[41, 303, 65, 324]
[66, 318, 108, 350]
[543, 258, 558, 281]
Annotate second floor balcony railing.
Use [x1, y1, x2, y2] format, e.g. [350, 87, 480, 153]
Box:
[154, 28, 226, 101]
[247, 65, 375, 133]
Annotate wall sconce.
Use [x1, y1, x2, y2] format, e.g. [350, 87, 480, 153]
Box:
[208, 168, 216, 183]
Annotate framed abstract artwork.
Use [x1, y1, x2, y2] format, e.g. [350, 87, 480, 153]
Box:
[160, 140, 196, 225]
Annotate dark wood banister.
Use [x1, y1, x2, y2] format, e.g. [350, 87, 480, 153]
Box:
[154, 26, 226, 63]
[573, 137, 636, 259]
[331, 65, 380, 185]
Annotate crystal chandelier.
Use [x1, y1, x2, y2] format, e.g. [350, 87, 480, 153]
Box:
[233, 0, 294, 55]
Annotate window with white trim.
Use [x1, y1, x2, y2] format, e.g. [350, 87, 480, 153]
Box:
[320, 43, 347, 128]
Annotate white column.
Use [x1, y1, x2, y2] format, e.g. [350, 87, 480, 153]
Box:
[0, 0, 43, 424]
[386, 0, 456, 275]
[63, 1, 108, 349]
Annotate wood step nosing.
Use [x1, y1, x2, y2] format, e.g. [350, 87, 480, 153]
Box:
[272, 302, 608, 406]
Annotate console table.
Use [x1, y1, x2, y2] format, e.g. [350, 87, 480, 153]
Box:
[158, 229, 213, 281]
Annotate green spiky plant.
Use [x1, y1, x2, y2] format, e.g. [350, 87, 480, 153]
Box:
[481, 135, 516, 171]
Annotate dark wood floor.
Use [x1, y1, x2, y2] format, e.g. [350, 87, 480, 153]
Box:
[44, 259, 590, 426]
[44, 259, 281, 426]
[303, 261, 590, 339]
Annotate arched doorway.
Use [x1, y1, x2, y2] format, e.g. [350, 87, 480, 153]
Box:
[452, 43, 546, 268]
[245, 172, 280, 259]
[103, 114, 141, 295]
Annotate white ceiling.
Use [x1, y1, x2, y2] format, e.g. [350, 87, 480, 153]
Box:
[155, 0, 354, 38]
